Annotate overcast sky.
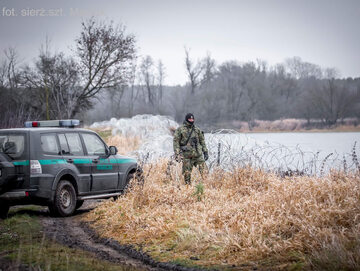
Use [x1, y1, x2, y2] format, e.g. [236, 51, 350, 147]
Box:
[0, 0, 359, 85]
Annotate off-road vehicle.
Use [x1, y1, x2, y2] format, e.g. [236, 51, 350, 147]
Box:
[0, 119, 141, 218]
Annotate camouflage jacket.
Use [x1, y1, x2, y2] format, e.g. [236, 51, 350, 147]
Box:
[173, 122, 208, 159]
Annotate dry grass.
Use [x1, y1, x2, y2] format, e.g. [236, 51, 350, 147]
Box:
[85, 159, 360, 269]
[88, 127, 141, 155]
[253, 119, 307, 131]
[106, 134, 141, 155]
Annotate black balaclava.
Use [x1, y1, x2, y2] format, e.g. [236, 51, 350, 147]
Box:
[185, 113, 195, 125]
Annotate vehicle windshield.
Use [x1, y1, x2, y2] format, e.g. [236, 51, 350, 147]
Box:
[0, 134, 25, 159]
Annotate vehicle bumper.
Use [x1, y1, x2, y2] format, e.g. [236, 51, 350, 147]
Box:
[0, 189, 38, 203]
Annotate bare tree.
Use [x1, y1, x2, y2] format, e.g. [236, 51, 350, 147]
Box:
[157, 60, 165, 104]
[75, 18, 136, 115]
[22, 40, 81, 119]
[271, 64, 298, 101]
[0, 48, 20, 89]
[200, 52, 216, 87]
[0, 48, 38, 128]
[139, 55, 155, 106]
[216, 62, 246, 120]
[323, 67, 339, 79]
[302, 76, 359, 126]
[285, 57, 322, 79]
[184, 47, 204, 94]
[107, 85, 126, 117]
[128, 60, 138, 116]
[51, 57, 80, 119]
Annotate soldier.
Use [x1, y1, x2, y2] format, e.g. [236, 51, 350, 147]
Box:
[173, 113, 209, 184]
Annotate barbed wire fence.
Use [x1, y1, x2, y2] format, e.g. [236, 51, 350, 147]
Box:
[132, 128, 359, 177]
[205, 129, 359, 176]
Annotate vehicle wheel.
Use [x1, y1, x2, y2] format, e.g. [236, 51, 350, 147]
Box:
[51, 180, 76, 217]
[123, 172, 135, 193]
[75, 200, 84, 210]
[0, 201, 9, 219]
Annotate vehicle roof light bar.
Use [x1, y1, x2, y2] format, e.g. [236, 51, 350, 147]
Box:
[25, 119, 80, 128]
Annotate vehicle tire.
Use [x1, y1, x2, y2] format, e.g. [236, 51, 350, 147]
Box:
[0, 201, 9, 219]
[51, 180, 76, 217]
[75, 200, 84, 210]
[123, 172, 135, 193]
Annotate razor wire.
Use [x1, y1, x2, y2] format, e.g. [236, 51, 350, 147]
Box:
[205, 130, 359, 176]
[93, 115, 359, 176]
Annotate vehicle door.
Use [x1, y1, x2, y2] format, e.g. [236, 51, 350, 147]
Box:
[38, 133, 63, 185]
[58, 132, 91, 193]
[81, 132, 118, 192]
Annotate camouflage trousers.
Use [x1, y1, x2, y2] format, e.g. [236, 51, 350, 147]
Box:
[182, 156, 208, 185]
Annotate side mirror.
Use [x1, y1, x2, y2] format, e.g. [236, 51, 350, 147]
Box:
[109, 146, 118, 155]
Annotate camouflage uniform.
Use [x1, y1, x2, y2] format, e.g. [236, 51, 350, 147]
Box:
[173, 121, 208, 184]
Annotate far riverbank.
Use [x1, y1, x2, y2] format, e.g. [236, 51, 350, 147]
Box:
[203, 118, 360, 133]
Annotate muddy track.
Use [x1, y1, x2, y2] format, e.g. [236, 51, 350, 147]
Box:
[40, 201, 209, 271]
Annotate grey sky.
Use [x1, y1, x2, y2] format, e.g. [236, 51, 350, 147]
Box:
[0, 0, 359, 85]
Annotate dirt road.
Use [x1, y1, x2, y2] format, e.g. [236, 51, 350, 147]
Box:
[40, 201, 204, 271]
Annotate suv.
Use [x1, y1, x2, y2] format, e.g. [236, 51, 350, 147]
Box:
[0, 120, 142, 218]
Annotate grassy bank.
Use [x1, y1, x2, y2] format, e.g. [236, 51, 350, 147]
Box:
[86, 161, 360, 270]
[0, 208, 136, 271]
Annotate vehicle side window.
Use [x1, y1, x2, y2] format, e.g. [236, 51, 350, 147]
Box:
[65, 133, 84, 156]
[58, 134, 70, 155]
[82, 133, 106, 156]
[0, 134, 25, 158]
[40, 134, 59, 155]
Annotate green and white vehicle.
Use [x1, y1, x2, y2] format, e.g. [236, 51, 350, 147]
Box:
[0, 120, 141, 218]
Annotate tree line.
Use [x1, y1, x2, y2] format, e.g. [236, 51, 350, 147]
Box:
[86, 49, 360, 129]
[1, 19, 360, 129]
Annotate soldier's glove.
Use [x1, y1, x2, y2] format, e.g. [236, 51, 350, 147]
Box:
[203, 151, 209, 161]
